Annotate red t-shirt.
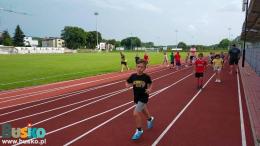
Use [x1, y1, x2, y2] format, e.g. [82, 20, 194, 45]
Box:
[195, 59, 207, 73]
[174, 54, 181, 62]
[144, 55, 149, 61]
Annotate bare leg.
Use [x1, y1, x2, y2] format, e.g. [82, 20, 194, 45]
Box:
[142, 105, 151, 119]
[133, 111, 142, 128]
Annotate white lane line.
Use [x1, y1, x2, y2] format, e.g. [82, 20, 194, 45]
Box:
[0, 88, 129, 125]
[151, 73, 215, 146]
[0, 66, 168, 101]
[0, 67, 170, 110]
[0, 65, 162, 95]
[0, 80, 124, 115]
[62, 73, 193, 146]
[1, 67, 190, 125]
[237, 70, 247, 146]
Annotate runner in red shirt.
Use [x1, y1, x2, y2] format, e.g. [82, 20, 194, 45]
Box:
[194, 53, 207, 89]
[143, 52, 149, 66]
[174, 51, 181, 70]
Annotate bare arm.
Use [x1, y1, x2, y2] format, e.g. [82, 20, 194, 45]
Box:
[146, 84, 152, 94]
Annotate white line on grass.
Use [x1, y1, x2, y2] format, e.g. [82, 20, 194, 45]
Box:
[151, 73, 215, 146]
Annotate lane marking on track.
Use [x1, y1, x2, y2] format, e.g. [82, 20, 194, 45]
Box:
[62, 73, 193, 146]
[0, 65, 163, 96]
[1, 67, 191, 125]
[0, 67, 168, 101]
[237, 70, 247, 146]
[151, 73, 215, 146]
[12, 71, 193, 146]
[0, 67, 171, 110]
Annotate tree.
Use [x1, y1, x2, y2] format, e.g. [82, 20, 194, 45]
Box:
[107, 39, 116, 46]
[142, 42, 154, 48]
[86, 31, 102, 49]
[177, 42, 187, 50]
[13, 25, 25, 46]
[218, 38, 230, 49]
[121, 37, 141, 50]
[2, 30, 13, 46]
[61, 26, 87, 49]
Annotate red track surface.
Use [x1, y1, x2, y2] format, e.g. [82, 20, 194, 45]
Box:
[0, 65, 255, 146]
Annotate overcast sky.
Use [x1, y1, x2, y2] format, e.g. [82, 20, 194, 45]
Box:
[0, 0, 245, 45]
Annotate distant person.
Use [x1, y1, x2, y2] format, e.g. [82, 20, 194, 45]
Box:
[144, 52, 149, 66]
[185, 52, 190, 67]
[135, 53, 140, 65]
[126, 59, 154, 140]
[174, 51, 181, 70]
[162, 52, 169, 67]
[170, 51, 175, 69]
[212, 54, 224, 82]
[120, 51, 129, 72]
[194, 53, 207, 89]
[228, 44, 241, 74]
[189, 45, 197, 64]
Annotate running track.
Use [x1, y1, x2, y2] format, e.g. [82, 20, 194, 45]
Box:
[0, 65, 255, 146]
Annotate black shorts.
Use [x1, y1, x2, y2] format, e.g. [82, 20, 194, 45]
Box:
[176, 61, 181, 66]
[121, 61, 127, 65]
[190, 56, 194, 61]
[171, 61, 174, 64]
[229, 58, 239, 65]
[195, 72, 204, 78]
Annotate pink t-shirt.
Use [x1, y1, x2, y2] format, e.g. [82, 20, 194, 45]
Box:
[190, 48, 196, 56]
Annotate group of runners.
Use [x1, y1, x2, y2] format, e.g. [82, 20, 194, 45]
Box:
[122, 44, 241, 140]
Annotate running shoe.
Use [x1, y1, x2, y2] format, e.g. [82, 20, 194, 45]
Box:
[131, 129, 143, 140]
[147, 116, 154, 129]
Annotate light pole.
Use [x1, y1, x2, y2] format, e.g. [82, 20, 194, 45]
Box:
[242, 0, 249, 67]
[175, 30, 178, 48]
[94, 12, 99, 49]
[228, 27, 231, 49]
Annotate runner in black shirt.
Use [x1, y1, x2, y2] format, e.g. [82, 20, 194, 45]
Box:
[126, 59, 154, 140]
[228, 44, 241, 74]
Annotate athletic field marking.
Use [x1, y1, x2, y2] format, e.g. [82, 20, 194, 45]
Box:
[62, 73, 193, 146]
[1, 67, 190, 124]
[151, 73, 215, 146]
[0, 67, 168, 101]
[12, 72, 193, 146]
[237, 71, 247, 146]
[0, 65, 163, 95]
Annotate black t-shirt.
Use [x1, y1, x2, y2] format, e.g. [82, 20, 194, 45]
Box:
[229, 48, 241, 59]
[127, 73, 152, 103]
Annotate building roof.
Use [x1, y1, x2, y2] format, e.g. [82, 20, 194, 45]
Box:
[241, 0, 260, 42]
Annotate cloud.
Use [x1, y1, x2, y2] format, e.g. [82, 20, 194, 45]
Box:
[217, 0, 241, 12]
[188, 24, 197, 31]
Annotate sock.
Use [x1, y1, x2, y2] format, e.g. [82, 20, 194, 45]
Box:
[137, 128, 142, 131]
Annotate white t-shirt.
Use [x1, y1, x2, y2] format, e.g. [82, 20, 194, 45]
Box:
[190, 48, 196, 56]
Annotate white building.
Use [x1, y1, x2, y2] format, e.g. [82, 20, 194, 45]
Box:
[24, 37, 39, 47]
[42, 37, 65, 48]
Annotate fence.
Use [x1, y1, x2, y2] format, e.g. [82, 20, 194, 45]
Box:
[245, 47, 260, 76]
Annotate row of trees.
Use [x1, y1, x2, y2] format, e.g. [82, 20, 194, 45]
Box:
[0, 25, 240, 50]
[0, 25, 25, 46]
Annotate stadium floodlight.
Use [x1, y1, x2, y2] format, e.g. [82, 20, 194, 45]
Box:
[94, 12, 99, 49]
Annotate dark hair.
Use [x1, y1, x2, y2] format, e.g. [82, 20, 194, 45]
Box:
[232, 44, 236, 47]
[137, 59, 147, 66]
[215, 54, 220, 58]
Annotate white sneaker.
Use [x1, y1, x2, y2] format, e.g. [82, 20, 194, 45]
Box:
[215, 79, 218, 83]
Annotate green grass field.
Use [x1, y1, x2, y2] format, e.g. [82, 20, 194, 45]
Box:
[0, 52, 163, 90]
[0, 51, 219, 90]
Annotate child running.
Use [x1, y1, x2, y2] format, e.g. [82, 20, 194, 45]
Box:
[170, 51, 175, 69]
[212, 54, 224, 82]
[174, 51, 181, 70]
[144, 52, 149, 67]
[194, 53, 207, 89]
[126, 59, 154, 140]
[120, 51, 129, 72]
[162, 52, 169, 67]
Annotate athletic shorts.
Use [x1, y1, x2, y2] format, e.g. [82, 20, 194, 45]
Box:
[134, 101, 146, 112]
[213, 66, 222, 72]
[229, 58, 239, 65]
[121, 61, 127, 65]
[195, 72, 204, 78]
[171, 61, 174, 64]
[190, 56, 195, 61]
[176, 61, 181, 66]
